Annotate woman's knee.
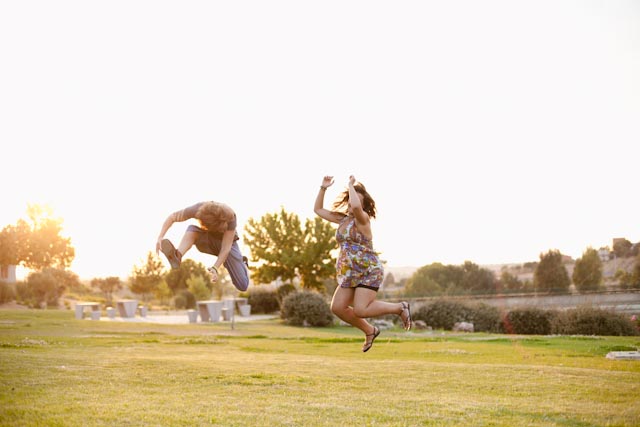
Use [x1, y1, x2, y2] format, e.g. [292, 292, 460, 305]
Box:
[330, 302, 346, 317]
[352, 306, 368, 318]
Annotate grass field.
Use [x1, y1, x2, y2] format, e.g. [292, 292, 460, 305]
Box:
[1, 309, 639, 426]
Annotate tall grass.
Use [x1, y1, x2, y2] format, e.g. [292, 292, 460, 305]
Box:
[1, 309, 639, 426]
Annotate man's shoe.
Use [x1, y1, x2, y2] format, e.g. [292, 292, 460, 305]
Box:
[160, 239, 182, 269]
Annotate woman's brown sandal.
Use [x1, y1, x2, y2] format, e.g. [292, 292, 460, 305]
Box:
[400, 302, 412, 331]
[362, 326, 380, 353]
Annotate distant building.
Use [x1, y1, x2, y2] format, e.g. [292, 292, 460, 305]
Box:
[612, 238, 627, 246]
[0, 265, 17, 283]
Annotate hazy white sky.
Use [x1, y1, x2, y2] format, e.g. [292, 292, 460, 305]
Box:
[1, 1, 638, 280]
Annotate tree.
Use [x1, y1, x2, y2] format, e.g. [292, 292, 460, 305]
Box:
[404, 274, 441, 297]
[383, 272, 395, 288]
[296, 216, 338, 290]
[613, 238, 633, 258]
[154, 280, 172, 306]
[243, 208, 336, 290]
[499, 270, 523, 292]
[404, 263, 447, 296]
[460, 261, 496, 294]
[417, 263, 461, 291]
[534, 250, 570, 293]
[0, 204, 74, 271]
[129, 252, 164, 303]
[614, 269, 635, 289]
[187, 274, 211, 301]
[90, 276, 123, 305]
[572, 247, 603, 292]
[21, 205, 74, 270]
[0, 221, 28, 266]
[164, 259, 212, 295]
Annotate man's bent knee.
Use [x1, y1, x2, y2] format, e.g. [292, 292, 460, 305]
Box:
[233, 277, 249, 292]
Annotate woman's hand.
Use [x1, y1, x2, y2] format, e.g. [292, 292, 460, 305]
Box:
[322, 176, 334, 188]
[349, 175, 356, 186]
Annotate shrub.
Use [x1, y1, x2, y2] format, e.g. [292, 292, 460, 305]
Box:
[174, 290, 195, 309]
[21, 269, 68, 308]
[551, 306, 639, 336]
[276, 284, 297, 305]
[248, 288, 280, 314]
[468, 303, 502, 333]
[412, 299, 473, 330]
[281, 291, 334, 327]
[502, 307, 554, 335]
[0, 281, 16, 304]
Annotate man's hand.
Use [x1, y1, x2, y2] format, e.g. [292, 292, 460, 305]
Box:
[208, 266, 219, 282]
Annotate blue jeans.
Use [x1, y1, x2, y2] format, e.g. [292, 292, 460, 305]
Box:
[187, 225, 249, 291]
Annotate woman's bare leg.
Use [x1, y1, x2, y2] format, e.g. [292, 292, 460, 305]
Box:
[330, 286, 374, 335]
[352, 288, 404, 319]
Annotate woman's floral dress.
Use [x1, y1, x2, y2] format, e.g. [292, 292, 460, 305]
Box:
[335, 216, 384, 290]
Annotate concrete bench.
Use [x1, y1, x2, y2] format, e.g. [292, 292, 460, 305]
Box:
[197, 300, 223, 322]
[187, 309, 198, 323]
[233, 297, 251, 317]
[234, 297, 248, 308]
[75, 302, 101, 320]
[239, 304, 251, 317]
[116, 300, 138, 318]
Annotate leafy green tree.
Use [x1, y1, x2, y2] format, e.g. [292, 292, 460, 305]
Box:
[164, 259, 212, 294]
[500, 270, 523, 292]
[90, 276, 123, 305]
[572, 247, 603, 292]
[244, 208, 335, 290]
[404, 274, 441, 297]
[129, 252, 164, 303]
[404, 263, 451, 296]
[187, 274, 211, 301]
[613, 238, 633, 258]
[154, 280, 172, 306]
[21, 205, 74, 270]
[0, 204, 74, 271]
[416, 263, 461, 291]
[460, 261, 496, 294]
[0, 221, 28, 266]
[619, 253, 640, 289]
[406, 262, 496, 296]
[614, 269, 634, 289]
[534, 250, 570, 293]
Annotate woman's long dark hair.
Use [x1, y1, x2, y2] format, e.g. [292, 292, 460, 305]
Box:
[333, 183, 377, 218]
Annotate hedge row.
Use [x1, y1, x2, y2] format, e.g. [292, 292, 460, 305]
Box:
[412, 298, 639, 336]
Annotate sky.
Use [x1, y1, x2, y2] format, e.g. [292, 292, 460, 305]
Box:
[1, 1, 638, 280]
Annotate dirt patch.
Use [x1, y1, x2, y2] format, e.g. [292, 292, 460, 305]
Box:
[0, 301, 29, 310]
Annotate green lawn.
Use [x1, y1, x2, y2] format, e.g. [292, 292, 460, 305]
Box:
[1, 309, 639, 426]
